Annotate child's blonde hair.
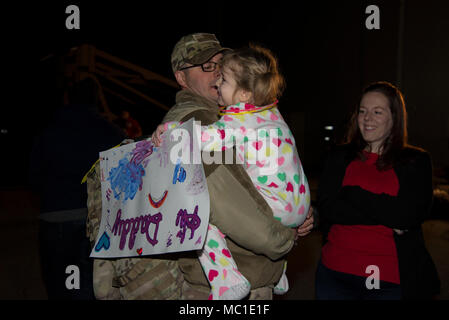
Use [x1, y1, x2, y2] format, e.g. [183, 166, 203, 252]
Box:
[220, 44, 285, 106]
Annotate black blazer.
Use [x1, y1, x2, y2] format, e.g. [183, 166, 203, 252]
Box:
[317, 144, 440, 299]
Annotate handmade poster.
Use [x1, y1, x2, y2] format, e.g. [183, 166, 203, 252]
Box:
[90, 119, 209, 258]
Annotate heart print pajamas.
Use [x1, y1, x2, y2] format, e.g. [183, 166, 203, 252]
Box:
[165, 102, 310, 299]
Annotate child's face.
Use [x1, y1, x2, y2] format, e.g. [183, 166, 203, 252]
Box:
[216, 67, 247, 106]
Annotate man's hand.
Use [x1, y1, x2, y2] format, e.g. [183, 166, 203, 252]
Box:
[295, 206, 314, 240]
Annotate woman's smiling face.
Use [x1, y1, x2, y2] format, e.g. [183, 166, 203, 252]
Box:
[358, 91, 393, 154]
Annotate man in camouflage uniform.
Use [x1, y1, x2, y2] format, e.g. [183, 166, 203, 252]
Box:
[86, 33, 314, 300]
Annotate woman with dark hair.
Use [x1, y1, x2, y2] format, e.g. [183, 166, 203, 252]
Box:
[315, 81, 440, 300]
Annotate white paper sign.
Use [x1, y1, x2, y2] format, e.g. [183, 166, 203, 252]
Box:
[90, 119, 209, 258]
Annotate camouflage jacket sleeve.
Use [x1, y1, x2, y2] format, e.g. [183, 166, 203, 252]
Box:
[86, 161, 102, 247]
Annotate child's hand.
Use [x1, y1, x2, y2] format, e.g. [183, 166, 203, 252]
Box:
[151, 124, 166, 147]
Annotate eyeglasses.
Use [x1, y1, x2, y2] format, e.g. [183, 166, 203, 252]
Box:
[179, 61, 219, 72]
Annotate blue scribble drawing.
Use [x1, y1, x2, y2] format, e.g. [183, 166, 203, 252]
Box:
[108, 141, 154, 202]
[108, 157, 144, 201]
[172, 158, 187, 185]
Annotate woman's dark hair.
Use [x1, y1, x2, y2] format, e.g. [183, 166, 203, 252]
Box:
[345, 81, 408, 170]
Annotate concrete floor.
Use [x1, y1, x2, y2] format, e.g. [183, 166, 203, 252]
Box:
[1, 187, 448, 300]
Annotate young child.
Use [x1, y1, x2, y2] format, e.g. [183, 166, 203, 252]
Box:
[152, 45, 310, 300]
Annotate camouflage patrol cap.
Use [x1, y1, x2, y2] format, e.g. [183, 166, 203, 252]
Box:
[171, 33, 231, 73]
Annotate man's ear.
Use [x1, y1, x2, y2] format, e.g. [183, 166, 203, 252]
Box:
[174, 70, 187, 88]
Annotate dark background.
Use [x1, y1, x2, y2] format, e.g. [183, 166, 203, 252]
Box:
[2, 0, 448, 185]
